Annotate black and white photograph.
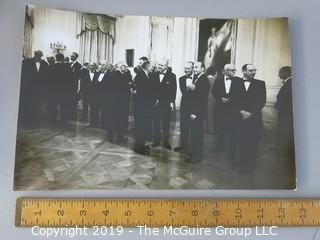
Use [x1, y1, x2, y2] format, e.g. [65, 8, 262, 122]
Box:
[14, 4, 296, 190]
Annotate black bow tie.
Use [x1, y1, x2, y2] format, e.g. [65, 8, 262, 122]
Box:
[226, 77, 231, 81]
[243, 79, 251, 83]
[160, 73, 165, 75]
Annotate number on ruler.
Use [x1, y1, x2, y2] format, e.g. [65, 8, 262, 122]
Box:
[278, 207, 285, 218]
[235, 208, 242, 218]
[80, 210, 86, 216]
[57, 209, 64, 217]
[102, 210, 109, 216]
[124, 210, 131, 216]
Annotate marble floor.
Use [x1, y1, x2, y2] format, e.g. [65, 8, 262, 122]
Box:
[14, 120, 296, 190]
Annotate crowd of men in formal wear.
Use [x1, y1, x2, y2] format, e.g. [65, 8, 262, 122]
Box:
[19, 50, 294, 173]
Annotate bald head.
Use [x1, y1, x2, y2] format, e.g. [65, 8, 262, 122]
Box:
[100, 60, 112, 71]
[184, 61, 194, 76]
[88, 62, 97, 72]
[223, 64, 236, 77]
[157, 58, 168, 73]
[116, 61, 128, 73]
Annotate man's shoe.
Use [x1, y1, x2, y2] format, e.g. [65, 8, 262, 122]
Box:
[134, 148, 150, 155]
[174, 146, 183, 152]
[163, 143, 172, 150]
[151, 142, 160, 148]
[185, 156, 201, 163]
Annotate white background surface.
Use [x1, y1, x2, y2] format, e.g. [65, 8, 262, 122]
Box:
[0, 0, 320, 239]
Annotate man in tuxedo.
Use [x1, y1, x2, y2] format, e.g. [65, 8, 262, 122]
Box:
[185, 62, 210, 162]
[47, 53, 71, 125]
[133, 59, 154, 154]
[174, 61, 194, 153]
[19, 50, 48, 127]
[46, 56, 55, 122]
[133, 56, 153, 141]
[151, 58, 177, 149]
[233, 64, 266, 174]
[79, 63, 96, 123]
[275, 66, 295, 180]
[104, 61, 132, 142]
[89, 63, 106, 128]
[212, 64, 237, 160]
[100, 61, 114, 131]
[68, 52, 82, 120]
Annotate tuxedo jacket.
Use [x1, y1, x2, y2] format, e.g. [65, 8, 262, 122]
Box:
[232, 77, 266, 126]
[51, 62, 72, 93]
[69, 61, 82, 90]
[189, 73, 210, 119]
[106, 70, 131, 99]
[79, 68, 91, 95]
[133, 70, 154, 111]
[212, 74, 237, 108]
[21, 58, 48, 92]
[179, 75, 193, 111]
[70, 61, 82, 75]
[212, 74, 239, 126]
[93, 71, 109, 93]
[275, 78, 293, 127]
[80, 70, 105, 97]
[152, 70, 177, 106]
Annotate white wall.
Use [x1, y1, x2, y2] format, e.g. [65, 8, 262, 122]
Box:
[32, 6, 77, 58]
[113, 15, 150, 67]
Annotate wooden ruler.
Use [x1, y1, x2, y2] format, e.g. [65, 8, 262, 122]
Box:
[16, 198, 320, 227]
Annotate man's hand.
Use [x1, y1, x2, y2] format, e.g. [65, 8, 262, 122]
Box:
[190, 114, 197, 120]
[221, 97, 230, 103]
[170, 102, 175, 111]
[240, 110, 253, 120]
[187, 83, 196, 91]
[153, 100, 159, 108]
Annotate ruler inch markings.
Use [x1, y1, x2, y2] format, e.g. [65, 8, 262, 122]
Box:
[15, 198, 320, 228]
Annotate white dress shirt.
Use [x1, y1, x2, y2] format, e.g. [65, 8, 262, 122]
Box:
[89, 72, 95, 82]
[224, 75, 232, 94]
[243, 77, 251, 91]
[71, 61, 77, 68]
[98, 72, 104, 82]
[159, 73, 165, 83]
[35, 62, 40, 72]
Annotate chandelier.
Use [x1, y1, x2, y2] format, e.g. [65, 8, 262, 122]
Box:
[50, 41, 67, 53]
